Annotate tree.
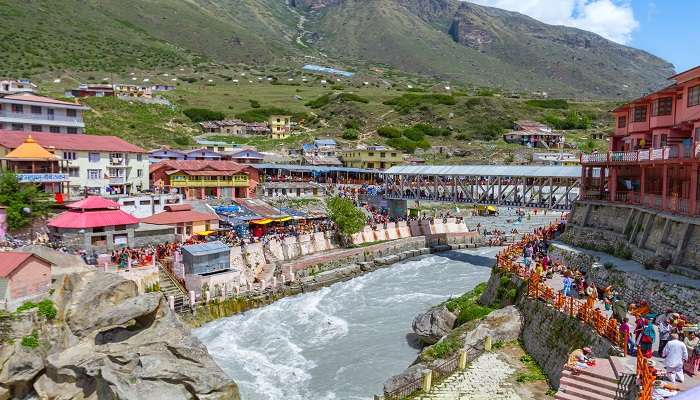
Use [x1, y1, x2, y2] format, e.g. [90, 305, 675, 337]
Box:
[0, 172, 51, 231]
[326, 197, 366, 241]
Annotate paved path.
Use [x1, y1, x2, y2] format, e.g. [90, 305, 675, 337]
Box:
[417, 352, 522, 400]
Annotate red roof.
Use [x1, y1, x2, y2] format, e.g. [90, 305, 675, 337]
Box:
[0, 131, 146, 153]
[66, 196, 121, 210]
[1, 93, 86, 108]
[0, 252, 51, 278]
[48, 209, 139, 229]
[141, 209, 218, 225]
[150, 160, 251, 174]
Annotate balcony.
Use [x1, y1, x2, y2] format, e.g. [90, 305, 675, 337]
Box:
[581, 144, 699, 165]
[109, 176, 127, 185]
[0, 110, 84, 127]
[170, 176, 249, 188]
[109, 157, 129, 167]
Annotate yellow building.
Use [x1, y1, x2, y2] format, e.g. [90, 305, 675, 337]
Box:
[340, 146, 404, 170]
[269, 115, 292, 139]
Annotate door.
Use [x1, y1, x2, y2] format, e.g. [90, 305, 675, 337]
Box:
[47, 109, 54, 120]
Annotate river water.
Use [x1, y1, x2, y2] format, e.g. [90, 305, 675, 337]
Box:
[193, 247, 498, 400]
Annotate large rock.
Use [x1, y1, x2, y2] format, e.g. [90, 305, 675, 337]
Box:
[412, 306, 457, 345]
[459, 306, 522, 348]
[1, 271, 240, 400]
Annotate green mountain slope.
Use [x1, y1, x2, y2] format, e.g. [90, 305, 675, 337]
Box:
[0, 0, 675, 98]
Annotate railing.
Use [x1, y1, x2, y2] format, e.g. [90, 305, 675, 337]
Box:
[582, 144, 697, 164]
[636, 350, 654, 400]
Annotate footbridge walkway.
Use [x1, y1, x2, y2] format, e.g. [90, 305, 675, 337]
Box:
[382, 165, 582, 210]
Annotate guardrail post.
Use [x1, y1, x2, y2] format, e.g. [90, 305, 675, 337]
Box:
[421, 369, 433, 393]
[458, 350, 467, 370]
[484, 335, 493, 352]
[189, 290, 196, 306]
[205, 290, 211, 304]
[168, 295, 175, 311]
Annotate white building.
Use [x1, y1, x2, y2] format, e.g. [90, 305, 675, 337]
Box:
[0, 93, 87, 134]
[0, 79, 37, 95]
[111, 193, 183, 218]
[0, 131, 149, 198]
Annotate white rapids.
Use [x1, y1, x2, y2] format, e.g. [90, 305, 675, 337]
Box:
[194, 247, 498, 400]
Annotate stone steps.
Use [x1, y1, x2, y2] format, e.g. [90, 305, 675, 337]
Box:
[555, 358, 621, 400]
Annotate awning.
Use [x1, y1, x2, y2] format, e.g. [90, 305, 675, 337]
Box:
[273, 216, 292, 222]
[194, 230, 216, 236]
[251, 218, 273, 225]
[487, 206, 497, 212]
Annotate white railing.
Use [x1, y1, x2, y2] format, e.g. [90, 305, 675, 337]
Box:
[651, 148, 664, 160]
[638, 150, 650, 161]
[0, 110, 83, 124]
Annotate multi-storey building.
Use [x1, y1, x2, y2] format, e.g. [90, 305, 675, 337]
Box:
[0, 131, 148, 198]
[0, 93, 87, 134]
[0, 79, 37, 95]
[269, 115, 292, 139]
[581, 65, 700, 216]
[341, 146, 404, 169]
[149, 160, 260, 200]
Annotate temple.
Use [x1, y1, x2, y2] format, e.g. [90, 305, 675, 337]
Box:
[581, 65, 700, 216]
[0, 135, 68, 198]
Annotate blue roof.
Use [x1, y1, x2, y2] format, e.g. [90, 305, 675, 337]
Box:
[278, 207, 308, 218]
[231, 149, 264, 159]
[314, 139, 336, 146]
[254, 163, 379, 174]
[181, 241, 229, 256]
[302, 144, 315, 153]
[302, 64, 354, 77]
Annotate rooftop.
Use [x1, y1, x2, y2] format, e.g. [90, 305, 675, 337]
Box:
[49, 209, 139, 229]
[0, 93, 86, 108]
[0, 252, 52, 278]
[384, 164, 582, 178]
[4, 136, 58, 160]
[0, 131, 146, 153]
[141, 204, 219, 225]
[67, 196, 121, 210]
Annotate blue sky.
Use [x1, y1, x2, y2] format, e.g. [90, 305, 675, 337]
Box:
[467, 1, 698, 72]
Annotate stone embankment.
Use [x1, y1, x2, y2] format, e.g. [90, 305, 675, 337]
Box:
[0, 271, 238, 400]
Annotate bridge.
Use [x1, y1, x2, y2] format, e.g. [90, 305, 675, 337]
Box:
[382, 165, 582, 210]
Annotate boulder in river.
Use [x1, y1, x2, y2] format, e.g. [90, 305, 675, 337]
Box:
[412, 305, 457, 345]
[0, 270, 239, 400]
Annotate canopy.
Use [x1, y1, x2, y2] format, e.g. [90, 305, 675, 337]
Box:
[194, 230, 216, 236]
[251, 218, 273, 225]
[273, 216, 292, 222]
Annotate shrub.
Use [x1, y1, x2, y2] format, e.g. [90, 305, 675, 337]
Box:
[305, 93, 332, 109]
[473, 121, 507, 140]
[37, 299, 56, 320]
[386, 137, 418, 153]
[326, 196, 366, 236]
[249, 99, 261, 108]
[21, 331, 39, 349]
[330, 84, 345, 90]
[15, 301, 37, 313]
[342, 129, 359, 140]
[173, 135, 192, 146]
[423, 337, 461, 360]
[183, 108, 225, 123]
[338, 93, 369, 103]
[402, 127, 425, 141]
[409, 123, 450, 137]
[476, 87, 496, 97]
[377, 126, 402, 139]
[526, 99, 569, 109]
[542, 111, 590, 130]
[344, 119, 361, 130]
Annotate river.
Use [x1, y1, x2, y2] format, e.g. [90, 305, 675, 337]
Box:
[193, 247, 498, 400]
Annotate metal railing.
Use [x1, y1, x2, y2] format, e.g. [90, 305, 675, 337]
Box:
[582, 144, 697, 164]
[0, 110, 83, 124]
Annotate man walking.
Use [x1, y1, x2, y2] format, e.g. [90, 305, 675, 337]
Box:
[663, 333, 689, 383]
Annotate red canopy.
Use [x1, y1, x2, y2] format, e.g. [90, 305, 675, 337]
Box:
[48, 209, 138, 229]
[66, 196, 121, 210]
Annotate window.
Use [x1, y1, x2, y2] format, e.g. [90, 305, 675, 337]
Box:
[123, 201, 135, 206]
[391, 153, 397, 157]
[114, 225, 126, 231]
[139, 200, 150, 205]
[368, 152, 374, 157]
[63, 152, 76, 160]
[380, 152, 386, 158]
[31, 125, 42, 132]
[11, 123, 23, 131]
[66, 109, 77, 117]
[11, 104, 23, 113]
[87, 169, 101, 180]
[49, 126, 60, 133]
[66, 127, 78, 134]
[660, 134, 668, 148]
[136, 154, 143, 162]
[68, 167, 80, 177]
[633, 106, 647, 122]
[137, 169, 143, 178]
[651, 97, 673, 116]
[617, 116, 627, 128]
[88, 152, 100, 162]
[30, 105, 41, 114]
[689, 85, 700, 107]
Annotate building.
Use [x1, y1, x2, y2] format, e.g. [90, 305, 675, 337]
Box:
[113, 193, 182, 218]
[141, 204, 219, 239]
[269, 115, 292, 139]
[195, 139, 243, 153]
[0, 79, 37, 95]
[0, 252, 52, 310]
[114, 84, 152, 98]
[532, 152, 580, 166]
[48, 196, 141, 251]
[261, 181, 325, 198]
[580, 65, 700, 216]
[0, 93, 87, 134]
[0, 131, 149, 198]
[150, 160, 260, 200]
[246, 123, 271, 135]
[340, 146, 403, 169]
[0, 135, 69, 197]
[229, 149, 265, 164]
[503, 120, 562, 148]
[181, 241, 230, 275]
[69, 84, 115, 98]
[199, 120, 247, 135]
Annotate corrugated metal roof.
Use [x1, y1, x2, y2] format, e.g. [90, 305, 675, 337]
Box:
[384, 165, 582, 178]
[254, 163, 378, 174]
[181, 241, 229, 256]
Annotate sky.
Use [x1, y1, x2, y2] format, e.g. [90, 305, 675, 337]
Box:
[466, 0, 698, 72]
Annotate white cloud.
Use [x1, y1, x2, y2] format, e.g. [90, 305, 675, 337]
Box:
[466, 0, 639, 44]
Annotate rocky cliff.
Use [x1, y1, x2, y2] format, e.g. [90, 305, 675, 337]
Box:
[0, 271, 239, 400]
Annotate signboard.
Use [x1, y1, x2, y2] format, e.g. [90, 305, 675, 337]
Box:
[16, 173, 69, 183]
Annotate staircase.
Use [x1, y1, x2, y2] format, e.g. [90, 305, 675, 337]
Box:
[158, 264, 189, 312]
[555, 357, 628, 400]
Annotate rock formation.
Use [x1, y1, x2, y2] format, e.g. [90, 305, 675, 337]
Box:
[0, 271, 239, 400]
[411, 305, 457, 345]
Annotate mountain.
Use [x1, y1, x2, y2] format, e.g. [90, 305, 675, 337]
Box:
[0, 0, 674, 98]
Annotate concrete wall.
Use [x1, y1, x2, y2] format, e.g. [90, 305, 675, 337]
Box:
[563, 201, 700, 277]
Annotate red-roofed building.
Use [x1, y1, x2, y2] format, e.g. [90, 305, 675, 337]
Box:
[0, 252, 52, 310]
[150, 160, 260, 200]
[581, 65, 700, 216]
[141, 204, 219, 239]
[48, 195, 141, 251]
[0, 92, 87, 134]
[0, 131, 149, 199]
